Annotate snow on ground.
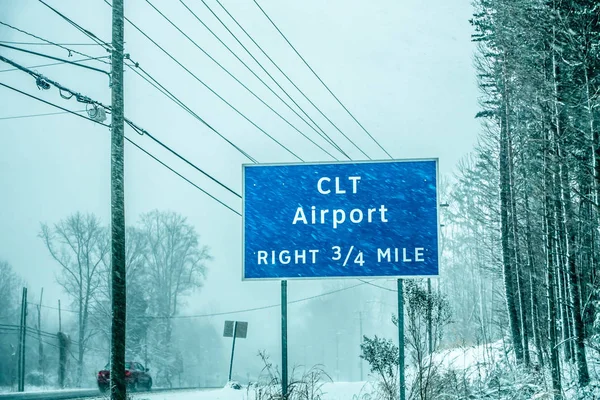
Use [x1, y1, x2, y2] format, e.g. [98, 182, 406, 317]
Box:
[432, 339, 510, 379]
[126, 382, 373, 400]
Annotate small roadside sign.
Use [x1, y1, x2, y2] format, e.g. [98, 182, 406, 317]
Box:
[223, 320, 248, 339]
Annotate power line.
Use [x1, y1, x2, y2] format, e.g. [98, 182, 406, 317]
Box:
[36, 0, 113, 51]
[35, 303, 78, 314]
[125, 137, 242, 216]
[104, 0, 294, 163]
[1, 54, 243, 202]
[125, 120, 241, 198]
[2, 59, 239, 204]
[0, 81, 241, 216]
[212, 0, 369, 160]
[124, 61, 262, 164]
[0, 21, 110, 63]
[137, 281, 370, 320]
[0, 43, 109, 75]
[34, 4, 261, 163]
[0, 324, 60, 340]
[146, 0, 337, 161]
[126, 63, 258, 168]
[128, 0, 302, 163]
[0, 81, 110, 127]
[358, 279, 397, 292]
[0, 40, 104, 47]
[101, 1, 258, 163]
[0, 56, 111, 73]
[175, 0, 341, 160]
[0, 109, 86, 120]
[0, 54, 109, 108]
[196, 0, 351, 159]
[252, 0, 394, 159]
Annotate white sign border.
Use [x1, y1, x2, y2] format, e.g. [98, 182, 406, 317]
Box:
[242, 157, 441, 281]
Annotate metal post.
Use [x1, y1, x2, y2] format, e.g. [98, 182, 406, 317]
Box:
[37, 288, 45, 386]
[397, 279, 405, 400]
[17, 287, 27, 392]
[21, 288, 28, 392]
[359, 311, 364, 381]
[427, 278, 433, 354]
[17, 289, 23, 392]
[281, 280, 288, 399]
[110, 0, 127, 399]
[228, 321, 238, 381]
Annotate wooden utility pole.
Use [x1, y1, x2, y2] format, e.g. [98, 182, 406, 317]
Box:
[17, 287, 28, 392]
[37, 288, 45, 386]
[110, 0, 127, 399]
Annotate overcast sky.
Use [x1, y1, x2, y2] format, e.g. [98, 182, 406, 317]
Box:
[0, 0, 479, 371]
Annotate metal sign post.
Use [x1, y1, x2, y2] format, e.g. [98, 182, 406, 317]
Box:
[398, 279, 405, 400]
[281, 280, 288, 398]
[228, 322, 237, 381]
[223, 320, 248, 382]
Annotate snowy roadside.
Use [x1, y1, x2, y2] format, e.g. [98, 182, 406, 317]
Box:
[123, 382, 373, 400]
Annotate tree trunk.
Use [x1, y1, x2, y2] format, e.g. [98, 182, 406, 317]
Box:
[556, 139, 590, 385]
[508, 135, 530, 367]
[524, 189, 544, 368]
[551, 43, 590, 385]
[499, 58, 524, 364]
[545, 128, 562, 399]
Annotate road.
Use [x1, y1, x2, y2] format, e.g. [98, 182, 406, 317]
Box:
[0, 388, 221, 400]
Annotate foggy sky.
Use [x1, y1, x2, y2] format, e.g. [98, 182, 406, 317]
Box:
[0, 0, 479, 376]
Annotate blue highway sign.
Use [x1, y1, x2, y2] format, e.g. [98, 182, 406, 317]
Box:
[243, 159, 439, 279]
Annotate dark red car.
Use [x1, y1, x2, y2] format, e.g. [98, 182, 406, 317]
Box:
[97, 361, 153, 392]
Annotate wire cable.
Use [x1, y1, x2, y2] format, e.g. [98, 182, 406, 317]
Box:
[103, 1, 293, 163]
[124, 61, 258, 164]
[0, 324, 62, 340]
[131, 1, 303, 161]
[0, 40, 104, 47]
[0, 81, 110, 127]
[38, 4, 261, 163]
[36, 0, 113, 51]
[0, 109, 86, 120]
[212, 0, 369, 159]
[125, 120, 241, 198]
[0, 43, 109, 75]
[174, 0, 341, 160]
[357, 278, 397, 292]
[0, 81, 241, 216]
[0, 21, 110, 63]
[134, 1, 303, 161]
[137, 281, 370, 320]
[0, 56, 111, 73]
[102, 2, 260, 163]
[125, 138, 242, 216]
[0, 54, 253, 193]
[0, 54, 109, 109]
[252, 0, 394, 159]
[196, 0, 351, 159]
[146, 0, 337, 161]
